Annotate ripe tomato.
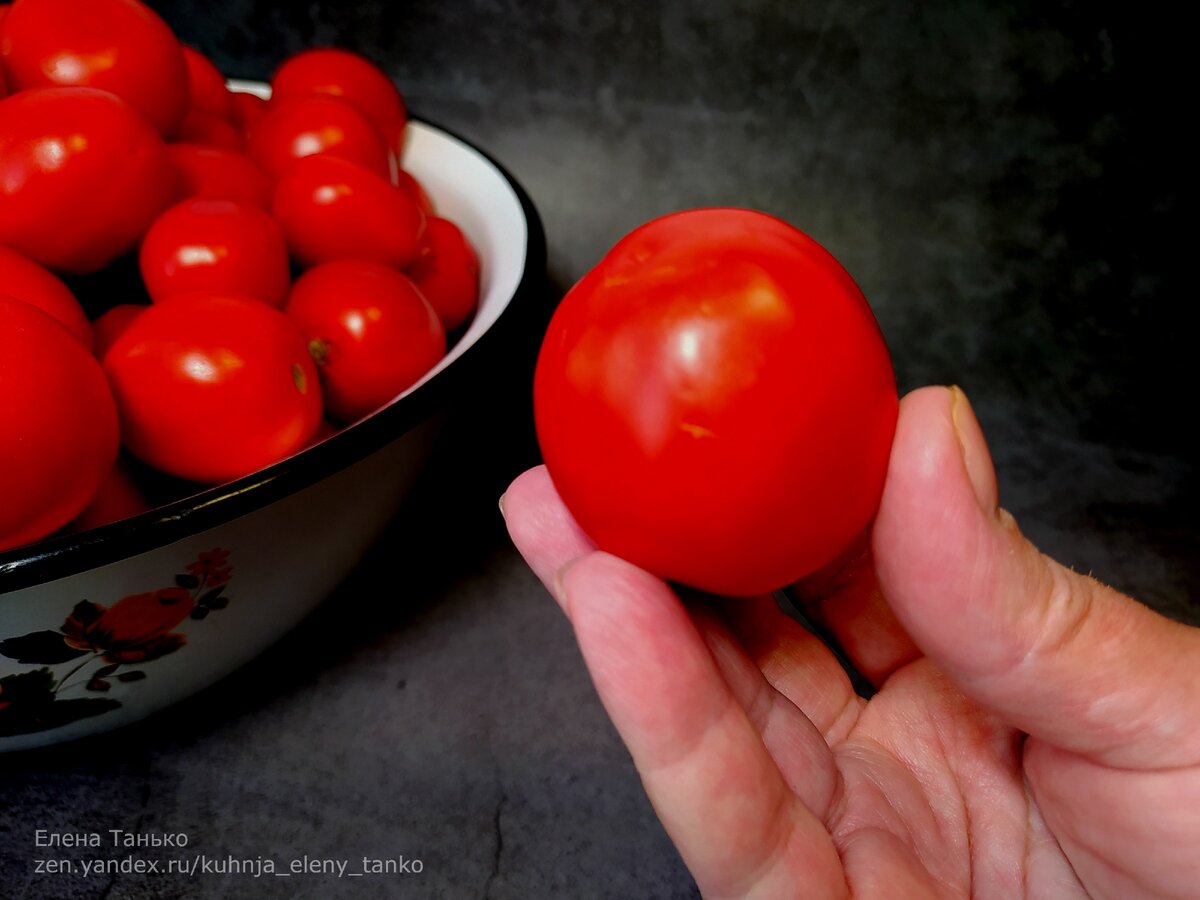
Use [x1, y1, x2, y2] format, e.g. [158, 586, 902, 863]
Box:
[270, 48, 407, 156]
[0, 296, 120, 551]
[139, 199, 291, 308]
[395, 169, 435, 215]
[92, 304, 145, 359]
[285, 261, 445, 423]
[0, 0, 190, 137]
[272, 154, 424, 270]
[0, 87, 177, 273]
[0, 245, 93, 349]
[247, 95, 389, 179]
[534, 208, 899, 596]
[406, 216, 479, 332]
[175, 108, 244, 151]
[168, 144, 272, 209]
[182, 46, 232, 118]
[103, 293, 322, 484]
[68, 457, 149, 532]
[229, 90, 270, 134]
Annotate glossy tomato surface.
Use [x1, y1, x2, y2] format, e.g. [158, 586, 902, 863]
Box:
[91, 303, 146, 359]
[103, 293, 322, 484]
[0, 87, 176, 273]
[272, 154, 424, 269]
[0, 0, 190, 137]
[270, 48, 407, 156]
[247, 94, 389, 179]
[286, 261, 445, 423]
[0, 245, 92, 348]
[534, 208, 899, 596]
[139, 198, 290, 307]
[406, 216, 480, 332]
[0, 296, 120, 551]
[168, 144, 272, 208]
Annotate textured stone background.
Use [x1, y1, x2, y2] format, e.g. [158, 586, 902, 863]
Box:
[1, 2, 1192, 898]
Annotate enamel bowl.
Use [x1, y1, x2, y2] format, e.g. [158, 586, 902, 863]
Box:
[0, 88, 544, 751]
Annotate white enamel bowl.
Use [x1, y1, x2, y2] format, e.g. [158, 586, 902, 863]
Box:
[0, 89, 545, 751]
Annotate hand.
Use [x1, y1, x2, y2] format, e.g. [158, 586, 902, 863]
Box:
[503, 386, 1200, 899]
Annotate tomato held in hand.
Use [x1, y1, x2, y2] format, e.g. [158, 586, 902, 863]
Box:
[0, 0, 190, 137]
[247, 95, 390, 179]
[0, 296, 120, 551]
[272, 154, 424, 269]
[0, 87, 177, 273]
[103, 293, 322, 484]
[534, 208, 899, 596]
[406, 216, 480, 332]
[139, 198, 290, 307]
[0, 246, 93, 349]
[285, 261, 445, 423]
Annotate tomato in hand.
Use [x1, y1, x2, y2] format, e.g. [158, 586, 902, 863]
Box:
[0, 296, 120, 551]
[406, 217, 480, 333]
[534, 208, 899, 596]
[139, 199, 291, 308]
[182, 46, 232, 118]
[92, 304, 146, 359]
[0, 245, 93, 349]
[247, 94, 390, 179]
[272, 154, 424, 270]
[285, 261, 445, 423]
[103, 293, 322, 484]
[270, 48, 407, 157]
[0, 0, 190, 137]
[0, 87, 177, 273]
[168, 144, 272, 209]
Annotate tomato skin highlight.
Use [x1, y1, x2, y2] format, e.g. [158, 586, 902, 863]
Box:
[0, 0, 190, 137]
[247, 94, 390, 180]
[0, 87, 177, 274]
[103, 293, 323, 484]
[0, 296, 120, 551]
[534, 208, 899, 596]
[285, 260, 445, 423]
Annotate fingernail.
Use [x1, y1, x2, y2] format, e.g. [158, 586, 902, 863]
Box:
[498, 492, 507, 519]
[949, 386, 999, 513]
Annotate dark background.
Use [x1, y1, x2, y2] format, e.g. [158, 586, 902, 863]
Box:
[1, 1, 1194, 898]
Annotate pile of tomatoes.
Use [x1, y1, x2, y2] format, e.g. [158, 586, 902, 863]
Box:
[0, 0, 480, 553]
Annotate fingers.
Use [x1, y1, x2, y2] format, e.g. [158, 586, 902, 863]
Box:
[561, 552, 849, 899]
[873, 386, 1200, 769]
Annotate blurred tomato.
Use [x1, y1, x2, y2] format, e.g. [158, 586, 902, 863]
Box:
[229, 90, 270, 133]
[0, 87, 176, 273]
[139, 199, 290, 308]
[0, 0, 189, 137]
[271, 48, 407, 156]
[182, 46, 232, 118]
[168, 143, 272, 208]
[272, 154, 424, 269]
[103, 293, 322, 483]
[0, 296, 120, 551]
[175, 108, 243, 150]
[247, 94, 389, 179]
[285, 261, 444, 422]
[395, 169, 435, 215]
[92, 303, 146, 359]
[406, 216, 480, 332]
[0, 245, 93, 348]
[68, 457, 149, 532]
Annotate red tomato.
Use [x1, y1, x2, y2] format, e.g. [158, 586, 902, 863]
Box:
[247, 95, 389, 179]
[0, 87, 177, 273]
[270, 48, 407, 156]
[395, 169, 435, 215]
[0, 0, 190, 137]
[285, 261, 445, 423]
[92, 304, 146, 359]
[182, 46, 232, 118]
[0, 245, 93, 348]
[103, 293, 322, 483]
[229, 90, 270, 133]
[272, 154, 424, 270]
[139, 199, 291, 308]
[68, 457, 149, 532]
[0, 296, 120, 551]
[406, 216, 480, 332]
[534, 208, 899, 596]
[168, 143, 272, 208]
[175, 108, 244, 150]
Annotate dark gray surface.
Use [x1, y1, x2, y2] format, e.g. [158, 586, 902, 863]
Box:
[2, 2, 1194, 898]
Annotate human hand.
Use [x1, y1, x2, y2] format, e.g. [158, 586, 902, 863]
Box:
[503, 386, 1200, 899]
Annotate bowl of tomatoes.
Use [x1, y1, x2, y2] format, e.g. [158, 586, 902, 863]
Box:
[0, 3, 544, 751]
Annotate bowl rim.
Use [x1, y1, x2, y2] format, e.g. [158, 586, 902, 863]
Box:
[1, 115, 546, 598]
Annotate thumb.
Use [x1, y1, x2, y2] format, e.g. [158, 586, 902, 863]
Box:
[873, 386, 1200, 770]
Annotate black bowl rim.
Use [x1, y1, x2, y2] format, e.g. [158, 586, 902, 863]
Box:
[1, 115, 547, 598]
